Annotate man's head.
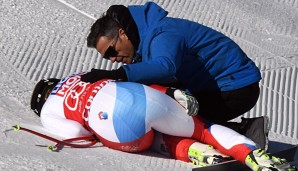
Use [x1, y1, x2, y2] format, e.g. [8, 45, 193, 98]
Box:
[30, 79, 60, 116]
[87, 5, 140, 64]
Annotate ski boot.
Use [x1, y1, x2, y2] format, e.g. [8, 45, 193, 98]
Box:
[245, 149, 297, 171]
[188, 142, 232, 167]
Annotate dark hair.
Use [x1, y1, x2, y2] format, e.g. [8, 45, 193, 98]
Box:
[87, 15, 120, 48]
[87, 5, 140, 50]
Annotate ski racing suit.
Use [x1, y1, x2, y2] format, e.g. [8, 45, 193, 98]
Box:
[40, 73, 257, 163]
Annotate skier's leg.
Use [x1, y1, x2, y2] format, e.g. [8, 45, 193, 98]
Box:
[151, 131, 231, 166]
[142, 84, 257, 163]
[188, 117, 296, 170]
[192, 116, 256, 163]
[151, 131, 196, 162]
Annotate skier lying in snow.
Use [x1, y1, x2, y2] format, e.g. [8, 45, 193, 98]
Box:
[30, 72, 296, 171]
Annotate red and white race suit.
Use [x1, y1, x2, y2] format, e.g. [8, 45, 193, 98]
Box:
[41, 73, 257, 163]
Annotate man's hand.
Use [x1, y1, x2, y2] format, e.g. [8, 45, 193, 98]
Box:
[174, 89, 199, 116]
[81, 68, 127, 83]
[81, 69, 112, 83]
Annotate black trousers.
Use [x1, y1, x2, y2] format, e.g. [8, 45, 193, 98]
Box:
[194, 82, 260, 124]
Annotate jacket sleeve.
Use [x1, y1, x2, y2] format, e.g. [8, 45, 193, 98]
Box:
[41, 111, 93, 139]
[122, 33, 185, 84]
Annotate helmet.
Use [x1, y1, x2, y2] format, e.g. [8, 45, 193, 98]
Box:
[30, 78, 60, 116]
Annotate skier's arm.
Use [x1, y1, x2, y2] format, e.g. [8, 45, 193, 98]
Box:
[41, 113, 92, 139]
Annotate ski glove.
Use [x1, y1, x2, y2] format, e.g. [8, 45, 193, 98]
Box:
[172, 89, 199, 116]
[81, 67, 127, 83]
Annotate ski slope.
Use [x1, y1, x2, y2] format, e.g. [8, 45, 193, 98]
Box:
[0, 0, 298, 170]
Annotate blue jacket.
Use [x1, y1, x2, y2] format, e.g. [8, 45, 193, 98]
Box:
[123, 2, 261, 92]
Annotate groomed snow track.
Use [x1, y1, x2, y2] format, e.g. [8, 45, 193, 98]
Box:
[0, 0, 298, 170]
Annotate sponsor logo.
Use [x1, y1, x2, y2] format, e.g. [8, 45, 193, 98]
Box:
[83, 79, 112, 122]
[98, 111, 108, 120]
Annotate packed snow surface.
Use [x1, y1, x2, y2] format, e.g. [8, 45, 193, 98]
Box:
[0, 0, 297, 170]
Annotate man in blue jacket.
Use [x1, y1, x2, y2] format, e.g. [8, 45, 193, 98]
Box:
[82, 2, 266, 149]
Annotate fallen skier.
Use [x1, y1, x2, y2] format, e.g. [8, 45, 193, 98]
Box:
[28, 72, 296, 171]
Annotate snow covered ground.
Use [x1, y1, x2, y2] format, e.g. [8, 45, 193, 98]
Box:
[0, 0, 298, 170]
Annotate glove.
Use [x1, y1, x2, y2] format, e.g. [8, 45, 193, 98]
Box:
[81, 69, 113, 83]
[81, 68, 127, 83]
[173, 89, 199, 116]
